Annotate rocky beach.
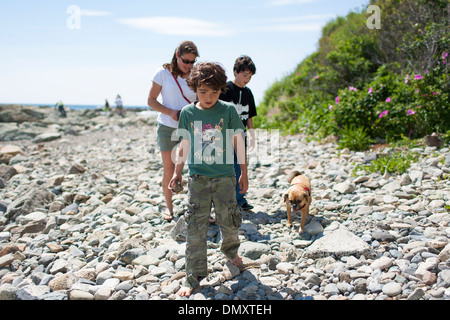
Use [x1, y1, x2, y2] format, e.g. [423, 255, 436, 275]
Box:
[0, 104, 449, 301]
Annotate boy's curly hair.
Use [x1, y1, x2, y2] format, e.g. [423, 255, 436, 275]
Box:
[233, 55, 256, 75]
[187, 62, 227, 93]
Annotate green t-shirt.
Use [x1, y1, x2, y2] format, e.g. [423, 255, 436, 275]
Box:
[177, 100, 245, 177]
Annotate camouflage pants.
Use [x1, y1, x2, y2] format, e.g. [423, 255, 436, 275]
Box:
[184, 174, 242, 289]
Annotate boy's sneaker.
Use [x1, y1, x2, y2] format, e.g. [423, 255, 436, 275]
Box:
[240, 203, 254, 211]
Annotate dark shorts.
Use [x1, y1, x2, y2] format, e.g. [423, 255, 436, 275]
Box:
[156, 124, 181, 152]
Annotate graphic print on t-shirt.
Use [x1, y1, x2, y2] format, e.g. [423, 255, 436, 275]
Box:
[234, 102, 250, 122]
[191, 119, 224, 164]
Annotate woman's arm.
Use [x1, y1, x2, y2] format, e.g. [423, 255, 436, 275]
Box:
[147, 82, 179, 121]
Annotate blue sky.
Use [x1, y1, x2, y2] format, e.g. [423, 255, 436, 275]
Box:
[0, 0, 369, 107]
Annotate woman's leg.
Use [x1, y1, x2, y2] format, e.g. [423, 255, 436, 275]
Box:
[161, 150, 176, 220]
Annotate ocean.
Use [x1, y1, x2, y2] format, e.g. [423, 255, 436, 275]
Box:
[7, 103, 150, 111]
[1, 102, 159, 117]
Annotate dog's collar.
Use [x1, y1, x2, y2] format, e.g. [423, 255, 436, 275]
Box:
[292, 184, 310, 193]
[292, 202, 306, 211]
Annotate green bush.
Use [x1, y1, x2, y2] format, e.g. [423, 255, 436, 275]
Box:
[354, 152, 418, 175]
[331, 59, 449, 142]
[337, 125, 372, 151]
[255, 0, 449, 151]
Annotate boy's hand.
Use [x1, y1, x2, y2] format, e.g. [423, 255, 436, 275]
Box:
[169, 175, 183, 194]
[238, 172, 248, 194]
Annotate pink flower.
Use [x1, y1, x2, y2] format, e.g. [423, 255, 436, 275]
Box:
[385, 97, 391, 102]
[443, 52, 449, 60]
[414, 74, 423, 80]
[315, 75, 319, 79]
[407, 109, 416, 115]
[335, 96, 339, 104]
[349, 86, 357, 92]
[433, 92, 439, 95]
[405, 75, 410, 84]
[368, 87, 373, 94]
[378, 110, 388, 118]
[328, 105, 333, 111]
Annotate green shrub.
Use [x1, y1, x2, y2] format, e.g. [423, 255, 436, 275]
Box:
[331, 60, 449, 142]
[337, 125, 372, 151]
[354, 152, 418, 175]
[255, 0, 449, 147]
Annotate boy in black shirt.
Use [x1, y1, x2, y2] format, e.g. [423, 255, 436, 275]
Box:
[220, 55, 257, 210]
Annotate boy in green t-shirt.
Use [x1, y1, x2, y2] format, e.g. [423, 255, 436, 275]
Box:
[169, 62, 248, 297]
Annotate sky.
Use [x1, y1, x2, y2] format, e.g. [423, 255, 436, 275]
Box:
[0, 0, 370, 107]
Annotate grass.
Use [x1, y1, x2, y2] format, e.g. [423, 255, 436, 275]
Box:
[352, 136, 426, 175]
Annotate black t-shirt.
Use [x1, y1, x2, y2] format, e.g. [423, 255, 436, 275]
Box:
[219, 81, 257, 129]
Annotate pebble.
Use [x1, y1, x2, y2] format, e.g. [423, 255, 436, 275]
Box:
[382, 282, 403, 297]
[0, 108, 449, 300]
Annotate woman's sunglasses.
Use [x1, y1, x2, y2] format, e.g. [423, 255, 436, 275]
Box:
[179, 57, 196, 65]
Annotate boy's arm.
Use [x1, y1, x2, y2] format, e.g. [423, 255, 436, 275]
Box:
[169, 139, 190, 193]
[234, 133, 248, 194]
[246, 118, 255, 152]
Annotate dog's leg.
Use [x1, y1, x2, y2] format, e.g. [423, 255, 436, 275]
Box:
[286, 200, 293, 228]
[299, 204, 309, 233]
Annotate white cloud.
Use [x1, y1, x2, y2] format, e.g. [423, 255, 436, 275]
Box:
[118, 16, 235, 37]
[266, 14, 336, 23]
[80, 10, 113, 17]
[266, 0, 317, 6]
[117, 14, 334, 37]
[254, 22, 324, 32]
[247, 13, 335, 32]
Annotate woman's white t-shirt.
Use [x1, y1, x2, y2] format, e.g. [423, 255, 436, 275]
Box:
[152, 66, 197, 129]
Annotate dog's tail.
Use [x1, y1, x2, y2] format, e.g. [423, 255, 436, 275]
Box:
[287, 170, 302, 183]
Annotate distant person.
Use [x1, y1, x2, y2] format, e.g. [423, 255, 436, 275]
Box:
[219, 55, 257, 211]
[116, 95, 125, 117]
[147, 40, 199, 221]
[104, 99, 110, 113]
[55, 100, 66, 118]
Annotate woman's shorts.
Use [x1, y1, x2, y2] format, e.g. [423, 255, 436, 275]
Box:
[157, 124, 181, 152]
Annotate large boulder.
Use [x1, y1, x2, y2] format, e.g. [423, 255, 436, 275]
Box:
[303, 227, 374, 259]
[5, 184, 55, 222]
[0, 105, 48, 123]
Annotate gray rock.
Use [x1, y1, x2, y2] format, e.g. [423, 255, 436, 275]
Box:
[304, 228, 373, 259]
[303, 219, 323, 236]
[1, 106, 448, 301]
[171, 216, 187, 241]
[32, 132, 61, 143]
[238, 241, 271, 260]
[5, 184, 54, 222]
[333, 182, 355, 194]
[382, 282, 402, 297]
[0, 283, 18, 300]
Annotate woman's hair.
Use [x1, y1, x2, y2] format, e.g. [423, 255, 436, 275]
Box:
[233, 55, 256, 75]
[163, 41, 199, 77]
[187, 62, 228, 93]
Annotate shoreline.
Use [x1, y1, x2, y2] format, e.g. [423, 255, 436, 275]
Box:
[0, 104, 449, 301]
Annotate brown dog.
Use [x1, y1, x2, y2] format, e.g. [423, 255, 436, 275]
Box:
[284, 170, 312, 233]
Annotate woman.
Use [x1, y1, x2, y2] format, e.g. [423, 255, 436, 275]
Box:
[148, 40, 199, 221]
